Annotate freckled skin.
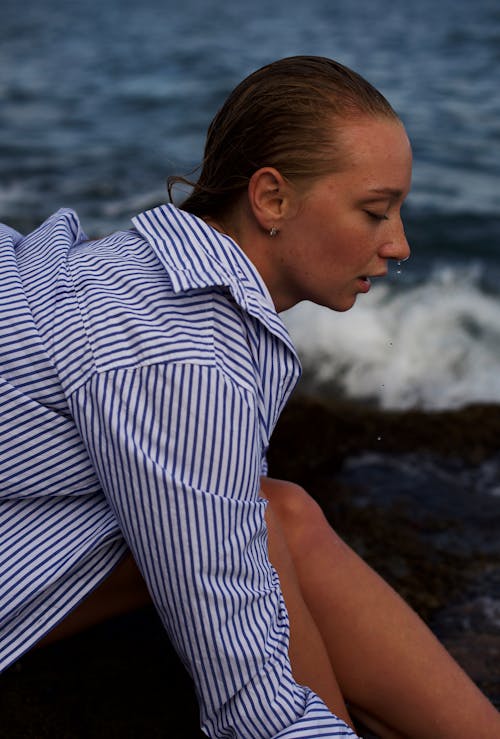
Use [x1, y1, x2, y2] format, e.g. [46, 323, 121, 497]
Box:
[267, 118, 413, 312]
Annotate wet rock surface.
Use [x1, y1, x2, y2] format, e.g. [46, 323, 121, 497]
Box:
[2, 397, 500, 737]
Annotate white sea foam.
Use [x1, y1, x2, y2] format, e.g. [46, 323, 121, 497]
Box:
[283, 265, 500, 410]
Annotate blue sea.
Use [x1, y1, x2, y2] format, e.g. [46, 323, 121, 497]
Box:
[2, 0, 500, 411]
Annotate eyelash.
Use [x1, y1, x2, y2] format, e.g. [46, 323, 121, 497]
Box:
[365, 211, 389, 221]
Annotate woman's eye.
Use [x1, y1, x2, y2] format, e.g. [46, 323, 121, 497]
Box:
[365, 210, 389, 221]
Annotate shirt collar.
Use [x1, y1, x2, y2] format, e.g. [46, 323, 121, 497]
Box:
[132, 204, 298, 356]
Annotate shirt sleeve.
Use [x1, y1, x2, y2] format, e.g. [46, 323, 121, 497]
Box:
[69, 360, 359, 738]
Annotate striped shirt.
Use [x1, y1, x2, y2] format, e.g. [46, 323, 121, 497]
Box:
[0, 204, 358, 737]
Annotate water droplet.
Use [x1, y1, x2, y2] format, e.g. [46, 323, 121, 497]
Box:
[396, 260, 402, 275]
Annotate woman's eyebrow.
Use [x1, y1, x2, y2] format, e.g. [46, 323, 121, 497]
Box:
[367, 187, 404, 198]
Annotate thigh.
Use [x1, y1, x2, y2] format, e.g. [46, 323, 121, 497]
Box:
[39, 553, 151, 646]
[261, 476, 500, 739]
[260, 483, 353, 727]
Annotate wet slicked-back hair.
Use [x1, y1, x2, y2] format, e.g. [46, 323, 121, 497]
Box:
[168, 55, 399, 219]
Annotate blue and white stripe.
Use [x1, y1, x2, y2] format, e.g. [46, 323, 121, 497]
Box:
[0, 204, 358, 737]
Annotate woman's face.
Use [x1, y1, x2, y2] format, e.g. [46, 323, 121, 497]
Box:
[270, 116, 413, 313]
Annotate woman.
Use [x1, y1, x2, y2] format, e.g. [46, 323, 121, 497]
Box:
[1, 56, 499, 738]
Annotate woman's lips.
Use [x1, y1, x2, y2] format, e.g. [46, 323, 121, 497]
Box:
[358, 276, 371, 292]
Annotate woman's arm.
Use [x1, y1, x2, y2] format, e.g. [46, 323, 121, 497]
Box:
[69, 361, 358, 738]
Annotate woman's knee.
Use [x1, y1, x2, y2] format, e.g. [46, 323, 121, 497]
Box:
[260, 477, 349, 561]
[260, 477, 326, 531]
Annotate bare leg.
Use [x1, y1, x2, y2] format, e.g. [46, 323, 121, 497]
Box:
[261, 477, 500, 739]
[263, 493, 355, 729]
[39, 507, 356, 729]
[39, 477, 500, 737]
[38, 553, 151, 647]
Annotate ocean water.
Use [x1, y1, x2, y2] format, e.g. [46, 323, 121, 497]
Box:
[2, 0, 500, 410]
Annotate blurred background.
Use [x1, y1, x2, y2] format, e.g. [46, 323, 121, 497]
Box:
[2, 0, 500, 410]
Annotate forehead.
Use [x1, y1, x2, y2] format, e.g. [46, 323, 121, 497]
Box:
[335, 116, 413, 192]
[339, 116, 412, 166]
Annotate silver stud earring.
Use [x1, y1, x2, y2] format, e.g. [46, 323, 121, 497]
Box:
[269, 226, 279, 237]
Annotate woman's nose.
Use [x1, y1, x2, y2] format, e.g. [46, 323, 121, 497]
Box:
[396, 230, 411, 262]
[380, 218, 411, 262]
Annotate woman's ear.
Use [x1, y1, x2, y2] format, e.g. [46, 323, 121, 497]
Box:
[247, 167, 294, 232]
